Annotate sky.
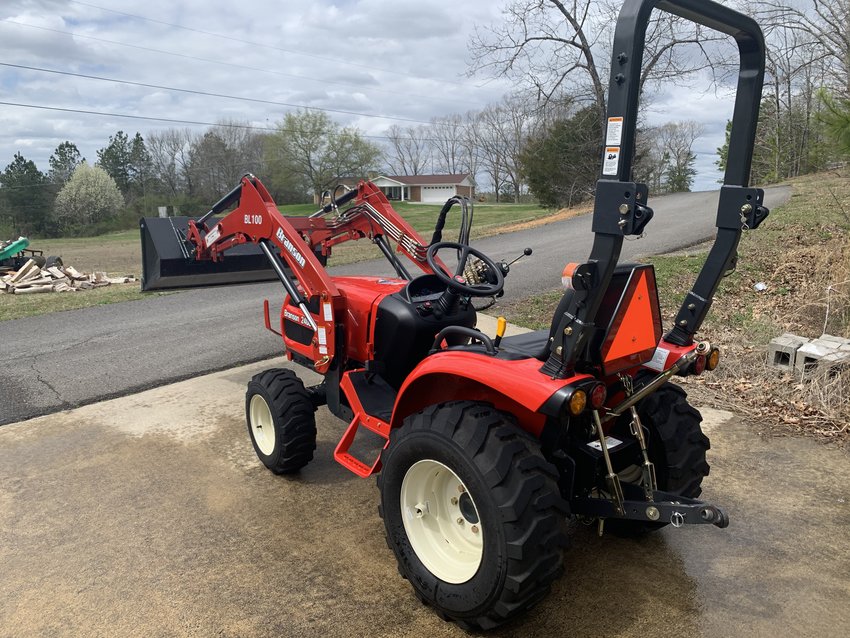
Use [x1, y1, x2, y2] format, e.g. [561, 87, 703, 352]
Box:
[0, 0, 742, 193]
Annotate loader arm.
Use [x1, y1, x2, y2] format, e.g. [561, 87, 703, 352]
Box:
[182, 175, 441, 373]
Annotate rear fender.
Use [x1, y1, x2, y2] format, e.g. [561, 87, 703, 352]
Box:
[390, 352, 594, 437]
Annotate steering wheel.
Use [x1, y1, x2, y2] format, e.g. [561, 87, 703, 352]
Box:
[426, 241, 504, 297]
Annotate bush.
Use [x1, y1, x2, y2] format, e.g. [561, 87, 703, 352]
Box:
[53, 163, 124, 234]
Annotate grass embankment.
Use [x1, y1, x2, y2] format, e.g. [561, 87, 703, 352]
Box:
[1, 201, 565, 322]
[501, 171, 850, 443]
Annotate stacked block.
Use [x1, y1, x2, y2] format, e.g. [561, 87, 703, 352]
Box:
[767, 333, 850, 377]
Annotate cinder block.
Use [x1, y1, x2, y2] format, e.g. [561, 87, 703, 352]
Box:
[795, 340, 833, 376]
[768, 334, 808, 372]
[817, 333, 848, 345]
[818, 352, 850, 377]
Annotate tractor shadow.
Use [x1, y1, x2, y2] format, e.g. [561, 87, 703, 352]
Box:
[493, 523, 702, 638]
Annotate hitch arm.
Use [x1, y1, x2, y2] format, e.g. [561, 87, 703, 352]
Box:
[572, 486, 730, 529]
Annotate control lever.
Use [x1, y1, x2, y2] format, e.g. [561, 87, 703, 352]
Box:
[499, 247, 532, 276]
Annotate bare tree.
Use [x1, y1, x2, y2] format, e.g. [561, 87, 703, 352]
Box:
[658, 121, 704, 192]
[758, 0, 850, 97]
[147, 129, 193, 198]
[430, 114, 470, 174]
[385, 124, 431, 175]
[469, 0, 728, 128]
[474, 95, 537, 201]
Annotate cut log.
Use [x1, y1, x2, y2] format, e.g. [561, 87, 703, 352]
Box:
[64, 266, 86, 280]
[47, 266, 67, 279]
[12, 284, 53, 294]
[9, 259, 39, 283]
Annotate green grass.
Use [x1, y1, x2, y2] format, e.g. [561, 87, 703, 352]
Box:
[0, 286, 173, 322]
[2, 201, 560, 322]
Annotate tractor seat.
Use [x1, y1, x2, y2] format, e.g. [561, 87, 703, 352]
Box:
[498, 289, 573, 361]
[498, 329, 553, 360]
[499, 262, 641, 361]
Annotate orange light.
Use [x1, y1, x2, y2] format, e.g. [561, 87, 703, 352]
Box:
[707, 347, 721, 371]
[561, 262, 580, 290]
[569, 390, 587, 415]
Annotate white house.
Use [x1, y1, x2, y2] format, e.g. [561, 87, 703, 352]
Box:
[371, 174, 474, 203]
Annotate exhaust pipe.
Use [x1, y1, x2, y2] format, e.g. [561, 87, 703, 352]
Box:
[139, 216, 277, 291]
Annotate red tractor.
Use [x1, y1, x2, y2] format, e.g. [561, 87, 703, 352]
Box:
[141, 0, 768, 629]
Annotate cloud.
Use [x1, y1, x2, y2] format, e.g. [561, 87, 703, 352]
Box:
[0, 0, 743, 195]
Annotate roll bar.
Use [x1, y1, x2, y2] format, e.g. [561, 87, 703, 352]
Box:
[542, 0, 768, 378]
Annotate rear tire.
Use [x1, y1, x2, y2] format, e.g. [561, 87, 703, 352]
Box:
[609, 382, 710, 535]
[378, 401, 569, 630]
[245, 368, 316, 474]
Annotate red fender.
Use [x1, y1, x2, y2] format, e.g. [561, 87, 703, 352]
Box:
[390, 351, 594, 437]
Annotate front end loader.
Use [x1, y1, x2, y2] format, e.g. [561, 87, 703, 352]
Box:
[140, 0, 768, 629]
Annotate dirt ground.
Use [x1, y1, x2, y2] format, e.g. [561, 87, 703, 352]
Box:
[1, 357, 848, 638]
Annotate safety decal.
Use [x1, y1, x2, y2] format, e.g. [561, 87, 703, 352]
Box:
[606, 117, 624, 146]
[644, 346, 670, 372]
[602, 147, 620, 176]
[204, 225, 221, 247]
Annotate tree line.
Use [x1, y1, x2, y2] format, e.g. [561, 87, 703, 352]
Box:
[2, 0, 847, 238]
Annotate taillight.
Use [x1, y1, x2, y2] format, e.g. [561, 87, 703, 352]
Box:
[706, 347, 720, 371]
[568, 390, 587, 415]
[590, 383, 607, 409]
[692, 355, 707, 375]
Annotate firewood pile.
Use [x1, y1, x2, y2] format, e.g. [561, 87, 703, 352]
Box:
[0, 258, 136, 294]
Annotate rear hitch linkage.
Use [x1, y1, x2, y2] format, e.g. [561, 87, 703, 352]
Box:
[573, 485, 730, 529]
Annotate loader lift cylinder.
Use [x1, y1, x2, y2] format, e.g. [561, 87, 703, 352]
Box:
[258, 239, 317, 332]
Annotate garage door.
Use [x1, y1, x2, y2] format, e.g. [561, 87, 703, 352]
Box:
[420, 186, 456, 203]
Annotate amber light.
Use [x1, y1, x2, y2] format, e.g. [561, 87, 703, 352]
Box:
[590, 383, 607, 409]
[707, 347, 721, 371]
[569, 390, 587, 415]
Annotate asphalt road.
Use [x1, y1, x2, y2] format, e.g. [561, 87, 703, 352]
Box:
[1, 357, 847, 637]
[0, 186, 790, 426]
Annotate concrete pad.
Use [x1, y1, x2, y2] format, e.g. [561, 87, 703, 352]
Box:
[1, 360, 849, 637]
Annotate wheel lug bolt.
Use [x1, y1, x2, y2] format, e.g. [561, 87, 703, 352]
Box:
[451, 497, 458, 506]
[457, 518, 464, 525]
[471, 525, 479, 534]
[457, 485, 466, 493]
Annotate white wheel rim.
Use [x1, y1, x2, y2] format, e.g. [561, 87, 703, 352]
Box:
[249, 394, 276, 456]
[400, 459, 483, 584]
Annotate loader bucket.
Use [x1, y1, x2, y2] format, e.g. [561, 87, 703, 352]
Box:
[140, 216, 277, 291]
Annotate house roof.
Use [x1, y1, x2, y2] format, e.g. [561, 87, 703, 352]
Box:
[384, 174, 470, 185]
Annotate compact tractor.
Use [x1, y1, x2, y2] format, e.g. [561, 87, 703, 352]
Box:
[141, 0, 769, 629]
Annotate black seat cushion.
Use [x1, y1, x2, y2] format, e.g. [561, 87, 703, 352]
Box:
[499, 330, 552, 360]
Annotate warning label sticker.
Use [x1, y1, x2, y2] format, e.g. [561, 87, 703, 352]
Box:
[587, 436, 623, 452]
[603, 147, 620, 176]
[204, 225, 221, 247]
[606, 117, 624, 146]
[644, 347, 670, 372]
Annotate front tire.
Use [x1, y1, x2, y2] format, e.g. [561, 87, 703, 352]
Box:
[245, 368, 316, 474]
[378, 401, 569, 630]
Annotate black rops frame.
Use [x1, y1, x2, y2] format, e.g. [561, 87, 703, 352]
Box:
[542, 0, 769, 379]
